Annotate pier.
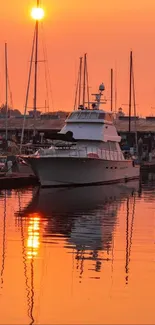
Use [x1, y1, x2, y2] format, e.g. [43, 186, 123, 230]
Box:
[0, 115, 155, 140]
[0, 172, 38, 189]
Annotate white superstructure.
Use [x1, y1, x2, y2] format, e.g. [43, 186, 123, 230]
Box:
[25, 83, 140, 187]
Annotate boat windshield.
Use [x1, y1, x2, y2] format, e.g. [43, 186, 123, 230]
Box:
[68, 111, 113, 122]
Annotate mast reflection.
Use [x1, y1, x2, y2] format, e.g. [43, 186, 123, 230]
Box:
[0, 191, 7, 290]
[19, 212, 40, 325]
[125, 194, 136, 285]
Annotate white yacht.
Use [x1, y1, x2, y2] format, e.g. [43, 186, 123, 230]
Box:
[25, 83, 140, 187]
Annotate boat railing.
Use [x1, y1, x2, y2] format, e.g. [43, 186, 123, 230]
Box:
[35, 145, 125, 161]
[20, 143, 52, 154]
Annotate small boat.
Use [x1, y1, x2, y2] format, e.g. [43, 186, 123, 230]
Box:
[24, 82, 140, 187]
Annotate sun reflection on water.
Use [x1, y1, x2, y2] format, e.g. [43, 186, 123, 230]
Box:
[27, 214, 40, 259]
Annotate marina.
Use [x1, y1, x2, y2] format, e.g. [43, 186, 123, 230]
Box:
[0, 172, 38, 189]
[0, 0, 155, 324]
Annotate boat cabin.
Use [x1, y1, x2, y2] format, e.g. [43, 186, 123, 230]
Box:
[59, 109, 121, 143]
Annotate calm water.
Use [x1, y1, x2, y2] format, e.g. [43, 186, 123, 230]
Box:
[0, 173, 155, 324]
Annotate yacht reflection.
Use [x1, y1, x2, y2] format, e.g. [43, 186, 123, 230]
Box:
[18, 181, 139, 280]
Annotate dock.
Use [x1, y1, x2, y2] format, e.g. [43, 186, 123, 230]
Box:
[140, 161, 155, 172]
[0, 172, 39, 190]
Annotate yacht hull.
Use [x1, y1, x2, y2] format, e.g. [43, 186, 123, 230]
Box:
[26, 156, 140, 187]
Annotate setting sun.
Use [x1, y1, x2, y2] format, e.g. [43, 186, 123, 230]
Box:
[31, 7, 45, 20]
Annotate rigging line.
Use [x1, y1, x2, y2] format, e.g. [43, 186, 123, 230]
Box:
[41, 22, 54, 111]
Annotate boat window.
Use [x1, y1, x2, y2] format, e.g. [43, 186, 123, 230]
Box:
[101, 142, 110, 150]
[101, 142, 117, 151]
[90, 112, 99, 119]
[68, 112, 79, 119]
[98, 112, 105, 119]
[79, 112, 90, 119]
[109, 142, 117, 150]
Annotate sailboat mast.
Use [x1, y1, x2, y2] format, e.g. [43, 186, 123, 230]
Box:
[85, 54, 90, 109]
[20, 29, 36, 153]
[82, 53, 86, 107]
[5, 43, 8, 141]
[128, 51, 132, 133]
[78, 57, 83, 107]
[74, 57, 81, 110]
[132, 55, 138, 153]
[110, 68, 113, 112]
[114, 62, 117, 113]
[34, 0, 39, 115]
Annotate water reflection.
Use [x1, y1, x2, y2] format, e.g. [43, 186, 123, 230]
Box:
[2, 177, 155, 323]
[19, 215, 35, 324]
[0, 191, 7, 291]
[27, 215, 40, 259]
[17, 181, 139, 283]
[18, 203, 40, 324]
[125, 195, 136, 285]
[1, 175, 155, 323]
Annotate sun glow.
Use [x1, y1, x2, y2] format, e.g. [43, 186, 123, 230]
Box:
[31, 7, 45, 20]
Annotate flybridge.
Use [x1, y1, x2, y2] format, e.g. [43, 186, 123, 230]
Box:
[66, 110, 113, 124]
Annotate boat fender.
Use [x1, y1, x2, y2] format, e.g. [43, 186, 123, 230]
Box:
[132, 160, 135, 167]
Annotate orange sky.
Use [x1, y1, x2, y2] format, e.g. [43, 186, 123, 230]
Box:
[0, 0, 155, 116]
